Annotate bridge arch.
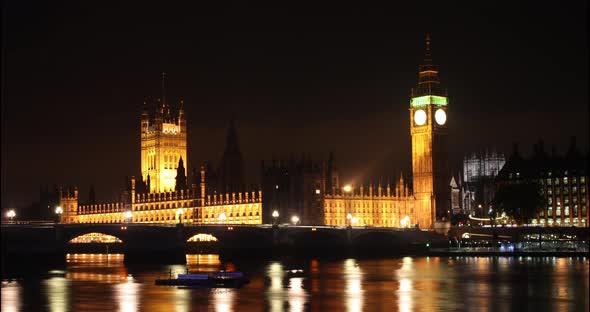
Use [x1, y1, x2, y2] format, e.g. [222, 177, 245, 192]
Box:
[186, 233, 219, 242]
[68, 232, 123, 244]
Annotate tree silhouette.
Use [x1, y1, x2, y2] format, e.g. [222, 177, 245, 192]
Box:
[492, 182, 545, 225]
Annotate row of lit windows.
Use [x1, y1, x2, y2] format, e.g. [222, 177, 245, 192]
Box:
[545, 176, 586, 186]
[547, 196, 586, 206]
[203, 212, 260, 218]
[542, 204, 587, 217]
[135, 201, 193, 211]
[536, 218, 587, 226]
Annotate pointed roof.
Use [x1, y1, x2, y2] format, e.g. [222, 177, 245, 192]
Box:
[223, 117, 241, 155]
[414, 33, 445, 97]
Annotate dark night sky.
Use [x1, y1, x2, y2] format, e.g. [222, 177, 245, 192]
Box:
[1, 1, 588, 209]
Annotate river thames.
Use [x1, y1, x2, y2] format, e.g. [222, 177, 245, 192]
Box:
[1, 254, 588, 311]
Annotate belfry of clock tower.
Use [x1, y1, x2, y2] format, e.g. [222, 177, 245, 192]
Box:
[410, 34, 450, 228]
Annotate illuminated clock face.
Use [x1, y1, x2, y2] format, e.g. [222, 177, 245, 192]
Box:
[435, 109, 447, 125]
[414, 109, 427, 126]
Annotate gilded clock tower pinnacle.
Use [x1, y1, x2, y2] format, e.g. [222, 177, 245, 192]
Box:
[410, 34, 450, 228]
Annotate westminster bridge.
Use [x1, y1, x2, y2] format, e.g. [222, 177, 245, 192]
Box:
[3, 223, 588, 264]
[1, 223, 446, 263]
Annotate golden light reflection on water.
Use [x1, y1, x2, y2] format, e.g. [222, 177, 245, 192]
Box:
[114, 280, 141, 312]
[266, 262, 285, 312]
[172, 287, 191, 312]
[396, 257, 413, 312]
[288, 277, 306, 312]
[211, 288, 236, 312]
[45, 277, 69, 312]
[1, 255, 587, 311]
[186, 254, 222, 272]
[1, 282, 21, 312]
[344, 258, 363, 312]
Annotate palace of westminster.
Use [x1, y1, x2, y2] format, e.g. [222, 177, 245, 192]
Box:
[54, 36, 588, 228]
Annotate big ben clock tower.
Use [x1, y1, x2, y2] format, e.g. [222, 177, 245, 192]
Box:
[410, 34, 450, 228]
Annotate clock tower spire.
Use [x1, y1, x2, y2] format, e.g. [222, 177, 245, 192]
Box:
[409, 34, 450, 228]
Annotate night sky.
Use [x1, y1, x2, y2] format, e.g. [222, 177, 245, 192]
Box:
[1, 1, 588, 209]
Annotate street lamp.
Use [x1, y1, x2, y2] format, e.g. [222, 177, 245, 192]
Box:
[176, 208, 184, 224]
[346, 213, 353, 227]
[343, 185, 352, 227]
[55, 206, 63, 223]
[351, 217, 358, 226]
[272, 210, 279, 225]
[219, 212, 227, 224]
[6, 210, 16, 222]
[124, 210, 132, 223]
[291, 215, 300, 225]
[400, 215, 410, 228]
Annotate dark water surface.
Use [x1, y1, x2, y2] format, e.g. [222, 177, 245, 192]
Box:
[1, 254, 588, 311]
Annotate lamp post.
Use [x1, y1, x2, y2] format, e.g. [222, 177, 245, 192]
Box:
[124, 210, 132, 223]
[176, 208, 184, 224]
[272, 210, 279, 226]
[346, 213, 353, 228]
[219, 212, 227, 224]
[343, 184, 352, 227]
[55, 206, 63, 223]
[6, 210, 16, 223]
[291, 215, 299, 226]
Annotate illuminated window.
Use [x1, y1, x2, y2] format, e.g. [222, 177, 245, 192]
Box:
[573, 205, 578, 217]
[564, 206, 569, 216]
[573, 177, 577, 184]
[564, 177, 568, 184]
[555, 178, 560, 185]
[581, 176, 586, 184]
[546, 178, 552, 185]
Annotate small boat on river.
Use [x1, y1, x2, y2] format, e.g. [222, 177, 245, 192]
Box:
[155, 271, 249, 288]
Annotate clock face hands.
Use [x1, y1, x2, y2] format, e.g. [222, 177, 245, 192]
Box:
[414, 109, 427, 126]
[435, 109, 446, 125]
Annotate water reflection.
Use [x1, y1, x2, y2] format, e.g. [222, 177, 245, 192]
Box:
[266, 262, 285, 312]
[114, 280, 140, 312]
[45, 277, 69, 312]
[0, 255, 587, 311]
[211, 288, 236, 312]
[288, 277, 306, 312]
[396, 257, 413, 312]
[344, 259, 363, 312]
[1, 282, 21, 312]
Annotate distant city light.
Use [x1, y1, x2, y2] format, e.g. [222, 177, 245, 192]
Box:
[219, 213, 227, 222]
[343, 185, 352, 193]
[124, 211, 132, 220]
[291, 215, 300, 225]
[315, 189, 321, 194]
[272, 210, 279, 218]
[55, 206, 63, 215]
[6, 209, 16, 220]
